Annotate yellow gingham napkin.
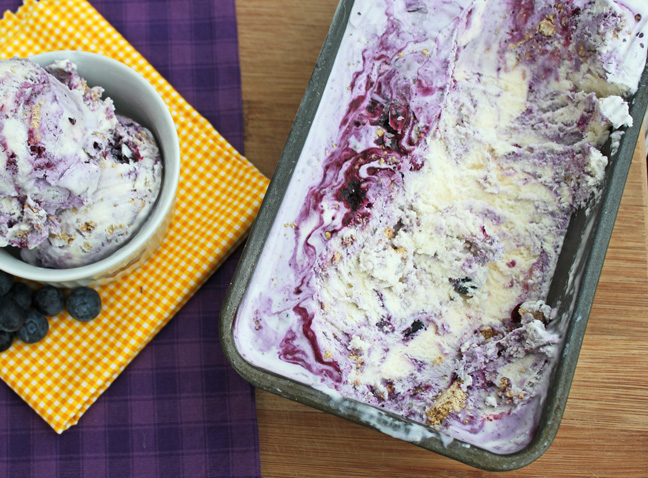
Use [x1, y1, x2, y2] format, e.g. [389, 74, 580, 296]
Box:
[0, 0, 269, 432]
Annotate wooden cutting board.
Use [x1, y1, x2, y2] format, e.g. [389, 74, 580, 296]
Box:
[237, 1, 648, 476]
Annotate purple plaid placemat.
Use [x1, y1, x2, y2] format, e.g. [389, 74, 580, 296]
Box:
[0, 1, 260, 477]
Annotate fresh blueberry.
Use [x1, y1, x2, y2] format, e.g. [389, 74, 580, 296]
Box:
[9, 282, 32, 311]
[0, 270, 13, 296]
[0, 296, 27, 332]
[17, 310, 49, 344]
[0, 330, 14, 352]
[66, 287, 101, 322]
[33, 286, 65, 316]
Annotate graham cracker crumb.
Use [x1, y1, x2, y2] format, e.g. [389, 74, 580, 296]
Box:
[106, 224, 120, 235]
[519, 306, 548, 323]
[538, 16, 556, 36]
[577, 42, 587, 58]
[348, 353, 364, 369]
[30, 103, 42, 141]
[480, 327, 496, 340]
[425, 382, 467, 425]
[50, 231, 76, 244]
[80, 221, 96, 233]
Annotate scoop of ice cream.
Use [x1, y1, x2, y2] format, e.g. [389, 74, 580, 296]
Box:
[0, 58, 162, 268]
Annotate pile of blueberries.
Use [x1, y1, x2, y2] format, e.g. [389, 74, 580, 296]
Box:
[0, 270, 102, 352]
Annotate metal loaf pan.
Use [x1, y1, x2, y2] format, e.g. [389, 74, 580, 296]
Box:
[220, 0, 648, 471]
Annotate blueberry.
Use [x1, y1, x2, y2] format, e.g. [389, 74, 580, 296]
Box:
[0, 270, 13, 296]
[404, 319, 425, 338]
[17, 310, 49, 344]
[450, 277, 477, 297]
[33, 286, 65, 316]
[0, 330, 15, 352]
[337, 178, 366, 211]
[0, 296, 26, 332]
[9, 282, 32, 311]
[66, 287, 101, 322]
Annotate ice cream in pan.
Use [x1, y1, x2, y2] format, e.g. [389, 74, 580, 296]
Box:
[0, 58, 162, 268]
[234, 0, 648, 453]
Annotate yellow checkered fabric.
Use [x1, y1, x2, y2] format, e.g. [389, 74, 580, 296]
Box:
[0, 0, 268, 432]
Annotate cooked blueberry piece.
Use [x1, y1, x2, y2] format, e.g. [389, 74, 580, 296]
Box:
[404, 319, 425, 338]
[510, 303, 523, 324]
[450, 277, 477, 296]
[33, 286, 65, 316]
[0, 270, 13, 296]
[9, 282, 32, 310]
[0, 296, 26, 332]
[376, 318, 395, 333]
[29, 144, 46, 156]
[454, 284, 470, 295]
[18, 310, 49, 344]
[67, 287, 101, 322]
[0, 330, 14, 352]
[337, 178, 366, 211]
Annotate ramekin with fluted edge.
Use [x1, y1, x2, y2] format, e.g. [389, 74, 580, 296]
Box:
[0, 51, 180, 288]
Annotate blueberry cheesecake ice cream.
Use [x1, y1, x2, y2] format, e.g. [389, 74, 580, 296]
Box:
[0, 58, 162, 268]
[234, 0, 648, 453]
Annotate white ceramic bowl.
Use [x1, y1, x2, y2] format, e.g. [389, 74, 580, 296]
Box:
[0, 51, 180, 288]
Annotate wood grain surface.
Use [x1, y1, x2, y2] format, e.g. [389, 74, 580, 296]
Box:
[236, 1, 648, 476]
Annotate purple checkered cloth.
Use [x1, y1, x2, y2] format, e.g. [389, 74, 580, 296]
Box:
[0, 1, 260, 477]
